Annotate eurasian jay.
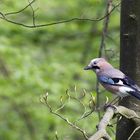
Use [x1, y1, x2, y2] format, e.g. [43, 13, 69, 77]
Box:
[84, 58, 140, 100]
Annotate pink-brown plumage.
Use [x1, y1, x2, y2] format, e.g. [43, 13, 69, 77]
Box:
[84, 58, 140, 99]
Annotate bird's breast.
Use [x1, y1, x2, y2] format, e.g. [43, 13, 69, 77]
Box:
[101, 83, 119, 93]
[101, 83, 130, 98]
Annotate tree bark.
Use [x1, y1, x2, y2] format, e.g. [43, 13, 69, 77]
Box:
[116, 0, 140, 139]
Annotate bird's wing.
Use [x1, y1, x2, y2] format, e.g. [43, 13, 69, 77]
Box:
[99, 75, 140, 99]
[98, 75, 140, 91]
[97, 67, 140, 99]
[98, 75, 126, 87]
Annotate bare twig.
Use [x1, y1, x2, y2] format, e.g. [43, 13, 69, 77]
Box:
[0, 2, 120, 28]
[98, 0, 113, 57]
[5, 0, 36, 16]
[96, 0, 113, 120]
[128, 126, 140, 140]
[40, 93, 89, 140]
[28, 0, 36, 26]
[55, 131, 59, 140]
[55, 95, 66, 112]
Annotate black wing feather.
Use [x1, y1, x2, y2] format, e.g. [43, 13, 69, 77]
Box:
[127, 91, 140, 100]
[122, 76, 140, 91]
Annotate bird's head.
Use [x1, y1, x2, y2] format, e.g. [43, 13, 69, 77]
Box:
[84, 58, 113, 73]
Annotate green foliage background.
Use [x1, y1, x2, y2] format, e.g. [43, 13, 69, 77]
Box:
[0, 0, 120, 139]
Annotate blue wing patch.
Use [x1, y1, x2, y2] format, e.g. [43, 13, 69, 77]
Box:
[98, 76, 115, 85]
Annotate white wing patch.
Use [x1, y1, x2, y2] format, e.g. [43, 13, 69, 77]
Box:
[117, 87, 134, 98]
[119, 86, 134, 94]
[116, 80, 124, 85]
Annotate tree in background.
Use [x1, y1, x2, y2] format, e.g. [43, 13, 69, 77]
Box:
[117, 0, 140, 139]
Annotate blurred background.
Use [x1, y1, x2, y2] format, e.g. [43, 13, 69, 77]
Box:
[0, 0, 120, 139]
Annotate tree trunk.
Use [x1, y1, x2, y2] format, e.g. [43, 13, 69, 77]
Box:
[116, 0, 140, 139]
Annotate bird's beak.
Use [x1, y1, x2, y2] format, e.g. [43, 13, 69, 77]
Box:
[84, 65, 92, 70]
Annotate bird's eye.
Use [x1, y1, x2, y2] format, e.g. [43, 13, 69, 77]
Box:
[93, 61, 97, 65]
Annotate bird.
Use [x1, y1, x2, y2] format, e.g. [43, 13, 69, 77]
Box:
[84, 58, 140, 100]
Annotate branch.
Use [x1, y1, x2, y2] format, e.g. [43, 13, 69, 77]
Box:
[0, 2, 120, 28]
[98, 0, 113, 57]
[40, 91, 95, 140]
[89, 105, 140, 140]
[4, 0, 36, 16]
[89, 107, 114, 140]
[28, 0, 36, 26]
[116, 106, 140, 120]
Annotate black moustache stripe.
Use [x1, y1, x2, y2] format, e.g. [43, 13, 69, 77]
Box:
[93, 66, 100, 69]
